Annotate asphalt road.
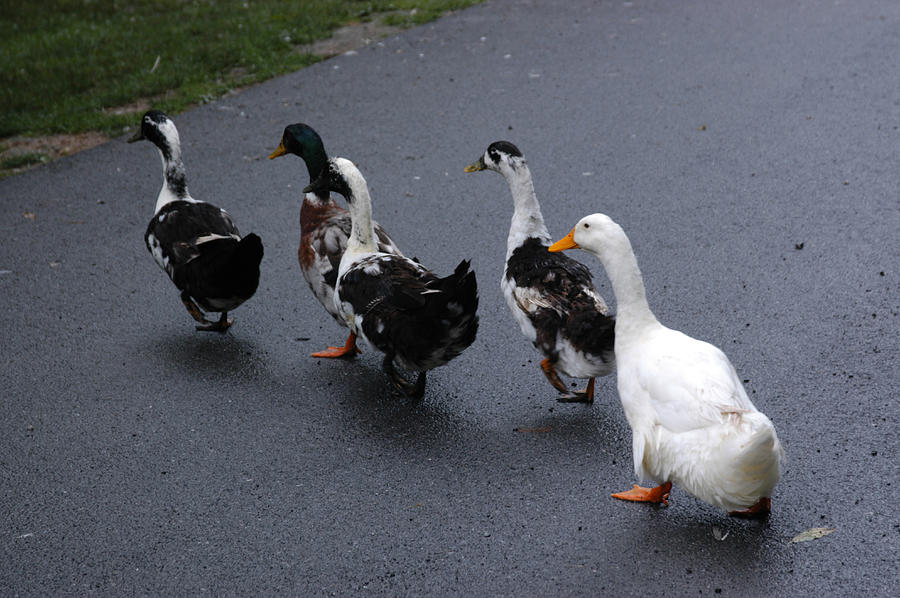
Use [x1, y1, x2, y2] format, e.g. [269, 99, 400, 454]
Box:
[2, 0, 898, 595]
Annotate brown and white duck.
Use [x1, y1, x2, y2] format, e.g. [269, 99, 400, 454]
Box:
[269, 123, 402, 357]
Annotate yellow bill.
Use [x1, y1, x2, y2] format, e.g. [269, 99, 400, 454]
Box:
[268, 140, 287, 160]
[548, 227, 579, 252]
[463, 157, 486, 173]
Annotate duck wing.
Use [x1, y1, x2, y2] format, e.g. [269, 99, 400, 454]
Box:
[507, 237, 608, 316]
[634, 329, 758, 434]
[146, 200, 240, 276]
[506, 237, 612, 358]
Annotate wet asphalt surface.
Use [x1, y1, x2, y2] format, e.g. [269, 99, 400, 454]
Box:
[1, 0, 898, 595]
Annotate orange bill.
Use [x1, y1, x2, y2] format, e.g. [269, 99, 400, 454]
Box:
[548, 227, 578, 252]
[268, 140, 287, 159]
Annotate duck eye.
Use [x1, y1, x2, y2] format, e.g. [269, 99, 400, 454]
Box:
[583, 223, 590, 229]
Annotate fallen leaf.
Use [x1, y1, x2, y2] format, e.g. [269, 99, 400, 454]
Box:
[712, 526, 729, 541]
[790, 527, 835, 543]
[23, 212, 36, 220]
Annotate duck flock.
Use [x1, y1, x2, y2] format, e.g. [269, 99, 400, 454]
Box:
[131, 109, 783, 519]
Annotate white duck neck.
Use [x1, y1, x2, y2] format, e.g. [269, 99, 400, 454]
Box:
[343, 168, 378, 256]
[154, 135, 191, 213]
[502, 161, 551, 257]
[597, 232, 657, 329]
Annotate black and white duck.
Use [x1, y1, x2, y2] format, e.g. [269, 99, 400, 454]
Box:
[465, 141, 614, 402]
[130, 110, 263, 332]
[305, 157, 479, 399]
[268, 123, 402, 357]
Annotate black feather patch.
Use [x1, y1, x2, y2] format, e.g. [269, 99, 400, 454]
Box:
[488, 141, 523, 160]
[147, 201, 239, 258]
[506, 237, 614, 360]
[338, 255, 479, 372]
[146, 201, 262, 313]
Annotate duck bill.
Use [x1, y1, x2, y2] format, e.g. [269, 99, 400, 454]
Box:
[127, 130, 145, 143]
[268, 140, 287, 159]
[463, 157, 486, 173]
[548, 228, 579, 252]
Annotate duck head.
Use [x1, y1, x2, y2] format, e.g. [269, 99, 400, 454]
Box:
[303, 157, 356, 201]
[464, 140, 525, 175]
[269, 123, 328, 182]
[128, 110, 179, 159]
[549, 213, 621, 257]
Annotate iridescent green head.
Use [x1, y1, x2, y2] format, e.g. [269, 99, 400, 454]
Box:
[269, 123, 329, 183]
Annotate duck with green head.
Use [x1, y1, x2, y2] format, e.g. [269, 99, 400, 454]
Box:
[269, 123, 403, 357]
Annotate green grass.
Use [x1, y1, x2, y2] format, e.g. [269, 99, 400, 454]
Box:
[0, 0, 481, 138]
[0, 152, 48, 170]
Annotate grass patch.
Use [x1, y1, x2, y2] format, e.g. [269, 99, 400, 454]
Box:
[0, 152, 48, 170]
[0, 0, 482, 139]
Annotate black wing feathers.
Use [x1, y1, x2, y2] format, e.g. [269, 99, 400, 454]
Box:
[340, 256, 479, 371]
[506, 237, 593, 294]
[147, 201, 239, 251]
[508, 237, 613, 358]
[146, 201, 262, 312]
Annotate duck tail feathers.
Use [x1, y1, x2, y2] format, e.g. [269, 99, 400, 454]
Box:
[430, 259, 479, 359]
[235, 233, 264, 271]
[716, 412, 783, 509]
[174, 233, 263, 303]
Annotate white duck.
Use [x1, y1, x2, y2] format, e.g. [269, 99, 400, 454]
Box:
[465, 141, 614, 402]
[305, 157, 479, 399]
[550, 213, 782, 516]
[130, 110, 263, 332]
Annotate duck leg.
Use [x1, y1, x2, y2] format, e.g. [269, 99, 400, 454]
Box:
[541, 358, 593, 403]
[559, 378, 595, 404]
[729, 497, 771, 519]
[197, 311, 233, 333]
[382, 354, 426, 400]
[311, 332, 362, 358]
[612, 482, 673, 506]
[181, 292, 232, 332]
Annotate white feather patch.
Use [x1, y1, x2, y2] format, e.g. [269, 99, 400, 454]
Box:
[194, 233, 240, 245]
[513, 285, 555, 314]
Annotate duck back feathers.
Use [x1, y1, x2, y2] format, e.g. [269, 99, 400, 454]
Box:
[145, 201, 262, 313]
[338, 256, 479, 372]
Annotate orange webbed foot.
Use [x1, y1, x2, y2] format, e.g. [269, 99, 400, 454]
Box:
[311, 333, 362, 358]
[612, 482, 673, 506]
[729, 497, 771, 519]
